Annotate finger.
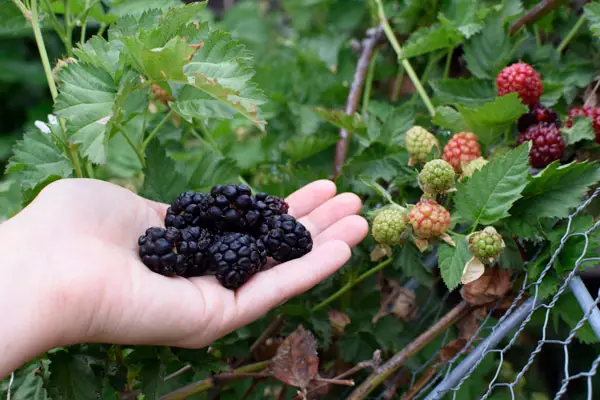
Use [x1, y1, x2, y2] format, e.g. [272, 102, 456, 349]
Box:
[231, 240, 351, 327]
[313, 215, 369, 248]
[298, 192, 363, 237]
[286, 180, 337, 219]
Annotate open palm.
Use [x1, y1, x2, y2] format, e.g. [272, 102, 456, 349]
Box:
[12, 178, 367, 349]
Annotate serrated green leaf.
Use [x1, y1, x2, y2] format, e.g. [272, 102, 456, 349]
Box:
[584, 3, 600, 38]
[344, 144, 413, 182]
[510, 161, 600, 221]
[0, 1, 34, 37]
[284, 134, 338, 162]
[182, 30, 268, 131]
[457, 93, 528, 146]
[438, 235, 470, 291]
[47, 352, 100, 400]
[5, 126, 74, 195]
[186, 144, 242, 192]
[463, 14, 512, 79]
[122, 36, 192, 81]
[430, 78, 495, 107]
[1, 362, 48, 400]
[496, 232, 524, 271]
[380, 104, 415, 146]
[73, 36, 124, 78]
[54, 63, 117, 164]
[432, 106, 469, 132]
[312, 107, 367, 134]
[394, 243, 433, 287]
[562, 116, 596, 146]
[402, 22, 463, 59]
[454, 143, 529, 226]
[139, 142, 188, 203]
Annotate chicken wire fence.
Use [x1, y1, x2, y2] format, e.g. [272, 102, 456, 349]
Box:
[386, 187, 600, 400]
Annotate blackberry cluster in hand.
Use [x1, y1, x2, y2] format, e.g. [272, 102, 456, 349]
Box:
[138, 184, 313, 290]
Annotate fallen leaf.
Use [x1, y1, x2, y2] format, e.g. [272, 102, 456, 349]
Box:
[460, 266, 512, 306]
[457, 309, 481, 340]
[270, 325, 319, 390]
[329, 310, 351, 335]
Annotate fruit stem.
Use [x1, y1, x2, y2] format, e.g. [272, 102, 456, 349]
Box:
[117, 125, 146, 168]
[362, 48, 378, 115]
[443, 48, 453, 79]
[557, 13, 587, 54]
[142, 110, 174, 151]
[311, 258, 393, 312]
[375, 0, 435, 117]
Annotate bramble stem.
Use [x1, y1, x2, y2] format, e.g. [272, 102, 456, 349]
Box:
[375, 0, 435, 116]
[63, 0, 73, 55]
[348, 301, 471, 399]
[118, 126, 146, 168]
[311, 258, 393, 312]
[557, 14, 587, 54]
[443, 48, 453, 79]
[11, 0, 29, 19]
[141, 110, 173, 151]
[29, 0, 58, 100]
[362, 49, 378, 115]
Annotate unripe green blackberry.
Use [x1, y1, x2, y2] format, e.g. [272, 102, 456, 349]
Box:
[405, 126, 439, 166]
[461, 157, 489, 179]
[418, 159, 456, 194]
[467, 227, 505, 264]
[371, 208, 409, 245]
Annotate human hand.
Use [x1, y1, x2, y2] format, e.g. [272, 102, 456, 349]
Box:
[0, 178, 367, 376]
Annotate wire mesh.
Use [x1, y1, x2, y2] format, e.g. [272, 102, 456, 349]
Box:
[403, 188, 600, 400]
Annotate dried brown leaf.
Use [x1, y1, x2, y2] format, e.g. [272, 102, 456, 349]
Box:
[329, 310, 351, 335]
[270, 325, 319, 390]
[373, 286, 418, 323]
[457, 308, 483, 340]
[460, 266, 512, 306]
[252, 337, 284, 362]
[439, 338, 470, 362]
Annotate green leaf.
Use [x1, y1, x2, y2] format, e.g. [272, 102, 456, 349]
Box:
[510, 161, 600, 221]
[547, 216, 600, 275]
[380, 104, 415, 146]
[109, 0, 180, 17]
[438, 235, 470, 291]
[54, 63, 117, 164]
[584, 3, 600, 38]
[457, 93, 528, 146]
[553, 294, 599, 344]
[1, 362, 48, 400]
[182, 30, 268, 131]
[122, 36, 193, 81]
[395, 243, 433, 287]
[284, 134, 338, 162]
[561, 116, 596, 146]
[312, 108, 367, 134]
[430, 78, 495, 107]
[402, 22, 464, 58]
[186, 144, 242, 192]
[432, 106, 469, 132]
[140, 142, 188, 203]
[496, 232, 524, 271]
[73, 36, 124, 78]
[344, 144, 413, 183]
[47, 352, 100, 400]
[454, 143, 530, 226]
[463, 14, 512, 79]
[5, 125, 74, 198]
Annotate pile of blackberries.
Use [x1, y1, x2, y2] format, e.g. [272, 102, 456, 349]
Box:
[138, 184, 313, 289]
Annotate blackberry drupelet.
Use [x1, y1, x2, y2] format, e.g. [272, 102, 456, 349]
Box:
[177, 226, 214, 277]
[208, 232, 268, 289]
[254, 192, 289, 218]
[207, 184, 262, 231]
[165, 191, 212, 229]
[261, 214, 313, 262]
[138, 227, 184, 276]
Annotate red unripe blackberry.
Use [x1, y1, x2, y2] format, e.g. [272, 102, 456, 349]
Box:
[517, 122, 565, 168]
[442, 132, 481, 173]
[566, 106, 600, 143]
[408, 199, 451, 239]
[517, 104, 560, 132]
[496, 62, 543, 106]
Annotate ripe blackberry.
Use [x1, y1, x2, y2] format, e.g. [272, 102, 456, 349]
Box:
[517, 104, 560, 132]
[208, 232, 268, 289]
[566, 106, 600, 143]
[138, 227, 185, 276]
[253, 192, 289, 218]
[165, 191, 212, 229]
[517, 122, 565, 168]
[496, 62, 543, 106]
[405, 126, 440, 166]
[177, 226, 214, 277]
[208, 184, 262, 231]
[442, 132, 481, 173]
[261, 214, 313, 262]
